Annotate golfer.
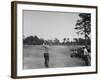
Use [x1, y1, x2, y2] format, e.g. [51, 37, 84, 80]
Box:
[43, 42, 49, 68]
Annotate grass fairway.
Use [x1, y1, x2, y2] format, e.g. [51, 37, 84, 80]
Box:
[23, 45, 86, 69]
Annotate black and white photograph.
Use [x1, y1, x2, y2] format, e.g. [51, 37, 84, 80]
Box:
[11, 1, 97, 78]
[23, 10, 91, 69]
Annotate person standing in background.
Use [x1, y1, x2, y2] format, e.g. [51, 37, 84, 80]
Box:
[83, 47, 90, 66]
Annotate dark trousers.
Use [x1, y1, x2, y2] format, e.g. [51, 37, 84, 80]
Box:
[44, 53, 49, 68]
[83, 55, 90, 66]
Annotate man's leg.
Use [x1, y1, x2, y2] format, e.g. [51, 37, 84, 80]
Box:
[47, 56, 49, 67]
[84, 56, 89, 66]
[45, 56, 49, 68]
[44, 53, 49, 68]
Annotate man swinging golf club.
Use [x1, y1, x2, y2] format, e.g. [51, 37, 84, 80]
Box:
[42, 41, 49, 68]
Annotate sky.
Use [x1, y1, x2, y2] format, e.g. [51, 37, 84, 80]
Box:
[23, 10, 82, 42]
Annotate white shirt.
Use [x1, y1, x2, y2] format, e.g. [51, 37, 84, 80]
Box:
[43, 44, 49, 53]
[84, 48, 89, 55]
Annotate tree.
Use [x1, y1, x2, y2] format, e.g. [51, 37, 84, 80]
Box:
[47, 39, 53, 45]
[73, 38, 78, 45]
[63, 38, 66, 45]
[67, 38, 70, 42]
[54, 38, 60, 45]
[75, 13, 91, 46]
[23, 35, 44, 45]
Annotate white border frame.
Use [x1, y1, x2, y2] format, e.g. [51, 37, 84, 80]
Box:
[15, 2, 97, 77]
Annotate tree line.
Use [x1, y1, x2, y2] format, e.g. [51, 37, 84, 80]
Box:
[23, 35, 90, 45]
